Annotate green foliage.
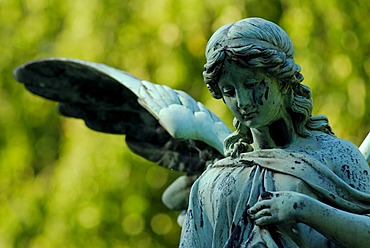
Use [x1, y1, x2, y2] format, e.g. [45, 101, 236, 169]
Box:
[0, 0, 369, 247]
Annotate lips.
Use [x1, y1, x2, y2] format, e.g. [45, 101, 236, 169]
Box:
[240, 110, 257, 120]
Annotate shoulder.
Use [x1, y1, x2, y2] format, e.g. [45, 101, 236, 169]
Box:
[312, 132, 370, 192]
[312, 132, 365, 166]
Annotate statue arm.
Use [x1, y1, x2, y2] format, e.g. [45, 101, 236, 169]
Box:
[248, 191, 370, 248]
[299, 195, 370, 248]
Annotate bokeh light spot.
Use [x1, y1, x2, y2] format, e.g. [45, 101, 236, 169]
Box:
[78, 206, 101, 229]
[122, 214, 145, 236]
[150, 213, 173, 235]
[331, 54, 352, 79]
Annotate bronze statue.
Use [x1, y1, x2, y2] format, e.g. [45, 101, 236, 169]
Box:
[14, 17, 370, 247]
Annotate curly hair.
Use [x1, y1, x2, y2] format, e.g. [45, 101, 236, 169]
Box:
[203, 18, 334, 155]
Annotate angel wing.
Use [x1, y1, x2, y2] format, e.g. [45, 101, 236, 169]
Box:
[14, 58, 231, 172]
[360, 132, 370, 164]
[14, 58, 232, 213]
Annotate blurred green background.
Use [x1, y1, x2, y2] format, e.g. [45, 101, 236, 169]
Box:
[0, 0, 369, 247]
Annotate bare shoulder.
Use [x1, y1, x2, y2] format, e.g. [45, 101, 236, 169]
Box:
[311, 132, 370, 192]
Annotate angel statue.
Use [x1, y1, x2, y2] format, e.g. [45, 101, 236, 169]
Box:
[14, 17, 370, 247]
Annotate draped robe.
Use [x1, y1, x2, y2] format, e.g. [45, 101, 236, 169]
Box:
[180, 149, 370, 247]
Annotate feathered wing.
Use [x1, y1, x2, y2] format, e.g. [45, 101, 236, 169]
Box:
[13, 58, 231, 175]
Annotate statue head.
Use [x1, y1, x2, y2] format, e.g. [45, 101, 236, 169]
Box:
[204, 17, 303, 99]
[203, 18, 333, 147]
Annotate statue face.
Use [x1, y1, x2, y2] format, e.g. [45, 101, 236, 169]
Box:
[218, 60, 287, 129]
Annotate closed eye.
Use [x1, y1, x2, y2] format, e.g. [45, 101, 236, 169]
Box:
[222, 86, 236, 97]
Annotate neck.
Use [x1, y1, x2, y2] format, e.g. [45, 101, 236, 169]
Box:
[251, 116, 297, 150]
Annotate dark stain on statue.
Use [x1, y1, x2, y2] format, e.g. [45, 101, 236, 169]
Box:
[263, 80, 269, 101]
[293, 201, 307, 210]
[199, 204, 204, 228]
[218, 173, 236, 196]
[224, 203, 251, 248]
[341, 164, 351, 179]
[252, 80, 266, 106]
[225, 224, 242, 248]
[231, 222, 236, 232]
[261, 191, 273, 199]
[252, 89, 258, 106]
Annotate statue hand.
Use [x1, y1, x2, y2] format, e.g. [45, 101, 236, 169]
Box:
[248, 191, 310, 226]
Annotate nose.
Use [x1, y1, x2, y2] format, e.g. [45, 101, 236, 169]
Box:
[236, 89, 252, 109]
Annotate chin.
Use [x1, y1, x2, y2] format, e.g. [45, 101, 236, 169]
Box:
[242, 118, 271, 129]
[241, 119, 259, 128]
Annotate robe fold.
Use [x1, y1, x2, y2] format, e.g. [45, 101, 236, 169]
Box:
[180, 149, 370, 247]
